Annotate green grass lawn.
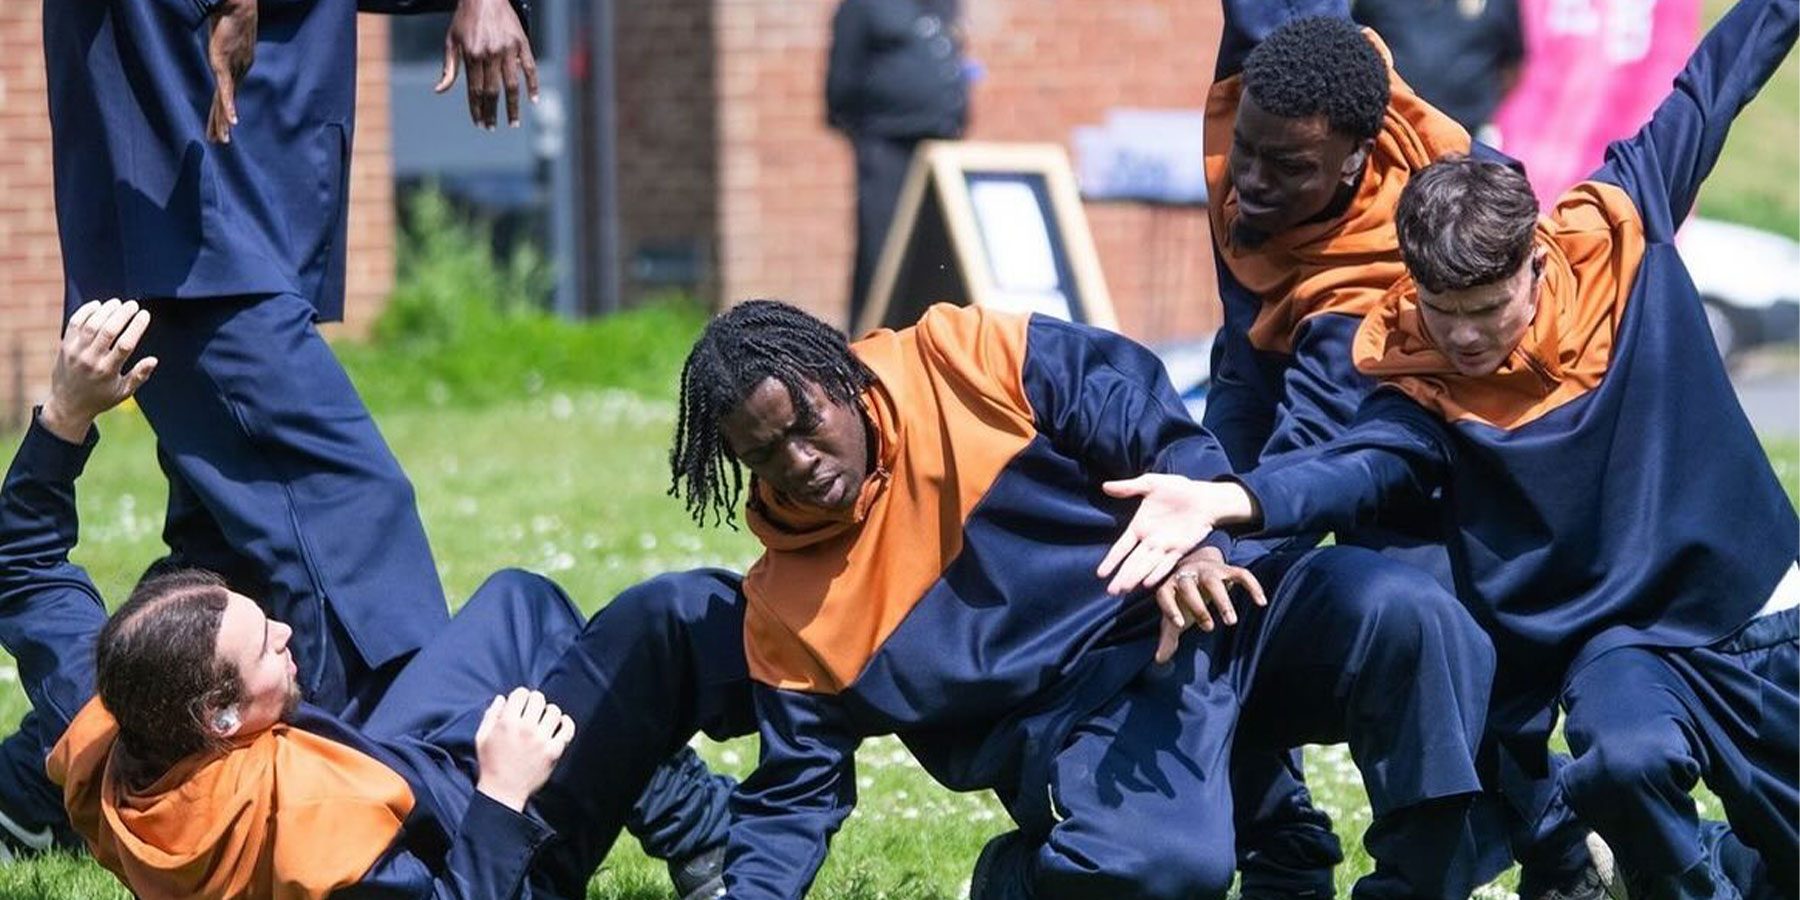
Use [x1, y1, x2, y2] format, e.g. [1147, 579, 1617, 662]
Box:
[1699, 0, 1800, 238]
[0, 369, 1791, 898]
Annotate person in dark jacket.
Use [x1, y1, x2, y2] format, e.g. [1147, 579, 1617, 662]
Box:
[7, 304, 732, 899]
[826, 0, 970, 331]
[20, 0, 539, 853]
[1351, 0, 1525, 136]
[1104, 2, 1798, 894]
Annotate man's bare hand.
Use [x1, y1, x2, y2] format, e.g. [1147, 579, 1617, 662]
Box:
[1150, 545, 1266, 664]
[206, 0, 258, 144]
[474, 687, 574, 812]
[1096, 474, 1257, 596]
[40, 300, 157, 444]
[435, 0, 538, 130]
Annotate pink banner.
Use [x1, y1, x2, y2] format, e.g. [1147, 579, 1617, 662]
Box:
[1493, 0, 1702, 203]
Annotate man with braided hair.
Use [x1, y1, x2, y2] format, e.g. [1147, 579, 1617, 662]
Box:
[657, 299, 1497, 898]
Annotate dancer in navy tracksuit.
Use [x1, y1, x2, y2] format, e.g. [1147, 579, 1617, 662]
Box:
[1201, 6, 1597, 895]
[1105, 1, 1799, 894]
[629, 300, 1495, 898]
[23, 0, 527, 849]
[3, 309, 730, 897]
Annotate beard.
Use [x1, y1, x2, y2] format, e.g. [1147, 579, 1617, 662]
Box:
[1232, 218, 1273, 248]
[280, 678, 304, 719]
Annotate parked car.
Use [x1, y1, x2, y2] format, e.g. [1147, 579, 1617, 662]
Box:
[1676, 217, 1800, 362]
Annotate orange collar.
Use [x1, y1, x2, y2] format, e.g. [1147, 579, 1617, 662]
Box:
[1204, 30, 1471, 354]
[1353, 181, 1648, 430]
[48, 698, 413, 900]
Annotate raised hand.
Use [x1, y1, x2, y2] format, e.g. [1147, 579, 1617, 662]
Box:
[205, 0, 258, 144]
[435, 0, 539, 130]
[474, 687, 576, 812]
[1095, 474, 1257, 596]
[40, 299, 157, 444]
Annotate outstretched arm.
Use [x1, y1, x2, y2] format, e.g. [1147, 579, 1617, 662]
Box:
[1589, 0, 1798, 240]
[0, 300, 156, 744]
[1099, 390, 1451, 595]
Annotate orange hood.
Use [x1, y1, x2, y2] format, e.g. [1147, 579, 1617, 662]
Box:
[47, 698, 414, 900]
[1353, 181, 1647, 430]
[1204, 30, 1471, 354]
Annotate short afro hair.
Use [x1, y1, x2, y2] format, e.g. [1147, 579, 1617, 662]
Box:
[1241, 16, 1390, 142]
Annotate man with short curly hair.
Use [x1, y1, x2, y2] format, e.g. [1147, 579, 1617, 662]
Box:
[1189, 7, 1615, 899]
[1110, 1, 1799, 894]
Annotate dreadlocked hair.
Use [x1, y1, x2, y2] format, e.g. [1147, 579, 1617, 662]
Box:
[670, 299, 875, 528]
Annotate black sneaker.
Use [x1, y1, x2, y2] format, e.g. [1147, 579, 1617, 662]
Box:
[1523, 834, 1626, 900]
[668, 845, 725, 900]
[969, 830, 1034, 900]
[0, 803, 56, 864]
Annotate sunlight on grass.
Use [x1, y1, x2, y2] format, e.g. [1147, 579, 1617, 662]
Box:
[2, 396, 1786, 898]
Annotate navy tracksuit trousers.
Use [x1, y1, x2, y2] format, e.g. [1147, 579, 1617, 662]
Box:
[1560, 608, 1798, 900]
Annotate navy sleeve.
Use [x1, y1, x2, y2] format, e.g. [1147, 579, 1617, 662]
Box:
[0, 418, 109, 734]
[1257, 314, 1379, 463]
[1022, 316, 1237, 484]
[724, 685, 860, 900]
[1199, 311, 1279, 473]
[1022, 316, 1247, 561]
[336, 793, 556, 899]
[1238, 391, 1451, 538]
[1588, 0, 1798, 242]
[1211, 313, 1383, 558]
[0, 419, 98, 594]
[1216, 0, 1352, 79]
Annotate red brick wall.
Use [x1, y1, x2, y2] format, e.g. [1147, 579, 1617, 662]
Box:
[616, 0, 719, 307]
[711, 0, 1224, 342]
[337, 16, 399, 340]
[0, 11, 397, 424]
[0, 4, 65, 429]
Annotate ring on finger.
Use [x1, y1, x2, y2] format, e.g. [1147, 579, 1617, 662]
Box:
[1173, 570, 1200, 583]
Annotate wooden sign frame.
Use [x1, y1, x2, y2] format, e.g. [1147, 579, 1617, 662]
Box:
[857, 141, 1118, 336]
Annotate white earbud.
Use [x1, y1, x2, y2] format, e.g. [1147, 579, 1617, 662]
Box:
[213, 707, 240, 733]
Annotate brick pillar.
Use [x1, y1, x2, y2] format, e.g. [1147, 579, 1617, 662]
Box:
[0, 4, 67, 428]
[334, 14, 400, 339]
[615, 0, 720, 308]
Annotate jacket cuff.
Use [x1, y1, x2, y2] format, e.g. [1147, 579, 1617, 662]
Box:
[1236, 469, 1296, 536]
[454, 791, 558, 896]
[23, 411, 97, 483]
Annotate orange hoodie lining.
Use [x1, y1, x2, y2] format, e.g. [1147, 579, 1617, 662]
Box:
[744, 305, 1038, 693]
[1204, 30, 1472, 356]
[48, 697, 413, 900]
[1353, 180, 1647, 431]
